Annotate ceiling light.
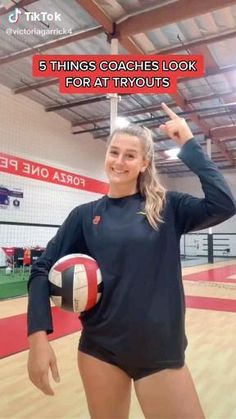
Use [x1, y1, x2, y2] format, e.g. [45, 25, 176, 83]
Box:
[164, 148, 180, 160]
[115, 117, 130, 128]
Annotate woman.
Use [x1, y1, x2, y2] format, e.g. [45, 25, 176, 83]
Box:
[27, 103, 236, 418]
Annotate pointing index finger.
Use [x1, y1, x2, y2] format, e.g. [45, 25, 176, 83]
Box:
[161, 102, 179, 120]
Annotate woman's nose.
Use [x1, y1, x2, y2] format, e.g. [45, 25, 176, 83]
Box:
[115, 154, 125, 165]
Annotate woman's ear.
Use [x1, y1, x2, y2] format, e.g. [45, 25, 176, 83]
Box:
[140, 159, 149, 173]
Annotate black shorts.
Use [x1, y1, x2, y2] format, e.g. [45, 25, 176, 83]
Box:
[78, 335, 184, 381]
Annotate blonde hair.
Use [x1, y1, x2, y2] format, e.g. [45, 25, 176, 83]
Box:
[107, 125, 166, 229]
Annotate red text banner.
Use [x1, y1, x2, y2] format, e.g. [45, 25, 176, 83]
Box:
[32, 54, 204, 94]
[0, 152, 108, 194]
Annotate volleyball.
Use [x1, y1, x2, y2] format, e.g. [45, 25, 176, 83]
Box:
[48, 253, 102, 313]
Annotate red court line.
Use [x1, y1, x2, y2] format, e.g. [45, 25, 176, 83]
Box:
[1, 295, 236, 359]
[186, 295, 236, 312]
[0, 307, 81, 359]
[183, 264, 236, 283]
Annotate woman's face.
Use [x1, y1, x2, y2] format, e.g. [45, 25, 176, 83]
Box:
[105, 133, 148, 193]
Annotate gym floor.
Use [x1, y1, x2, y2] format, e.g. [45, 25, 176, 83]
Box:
[0, 259, 236, 418]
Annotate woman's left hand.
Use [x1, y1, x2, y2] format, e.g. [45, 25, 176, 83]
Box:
[159, 102, 194, 146]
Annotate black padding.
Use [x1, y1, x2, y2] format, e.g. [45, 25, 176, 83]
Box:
[61, 266, 75, 311]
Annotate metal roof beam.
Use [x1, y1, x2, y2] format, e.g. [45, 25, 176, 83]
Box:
[187, 44, 235, 164]
[171, 92, 234, 165]
[0, 0, 39, 15]
[72, 103, 236, 128]
[46, 94, 120, 112]
[13, 78, 58, 94]
[71, 106, 236, 134]
[157, 29, 236, 54]
[211, 125, 236, 139]
[117, 0, 236, 38]
[76, 0, 144, 54]
[0, 27, 103, 65]
[76, 0, 114, 34]
[180, 65, 236, 83]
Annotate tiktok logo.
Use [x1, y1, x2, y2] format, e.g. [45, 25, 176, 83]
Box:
[7, 8, 62, 23]
[8, 8, 22, 23]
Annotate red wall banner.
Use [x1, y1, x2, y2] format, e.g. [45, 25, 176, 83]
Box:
[0, 152, 108, 194]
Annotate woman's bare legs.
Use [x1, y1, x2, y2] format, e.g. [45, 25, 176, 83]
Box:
[78, 351, 132, 419]
[134, 364, 205, 419]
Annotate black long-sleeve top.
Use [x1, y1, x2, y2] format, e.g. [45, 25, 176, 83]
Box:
[27, 138, 236, 368]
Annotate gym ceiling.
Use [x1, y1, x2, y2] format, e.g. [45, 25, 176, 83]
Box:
[1, 0, 236, 175]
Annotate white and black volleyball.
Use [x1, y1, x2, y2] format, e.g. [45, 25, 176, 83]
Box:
[48, 254, 103, 313]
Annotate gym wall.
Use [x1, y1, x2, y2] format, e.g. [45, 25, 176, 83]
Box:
[0, 84, 107, 248]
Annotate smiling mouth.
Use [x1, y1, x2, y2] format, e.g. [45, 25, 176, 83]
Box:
[112, 169, 128, 174]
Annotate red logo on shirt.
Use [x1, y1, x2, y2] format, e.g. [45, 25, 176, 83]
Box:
[93, 215, 101, 225]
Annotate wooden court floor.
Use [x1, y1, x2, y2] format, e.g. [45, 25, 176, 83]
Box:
[0, 260, 236, 419]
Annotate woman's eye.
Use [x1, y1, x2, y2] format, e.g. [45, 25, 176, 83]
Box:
[110, 150, 118, 155]
[126, 154, 135, 159]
